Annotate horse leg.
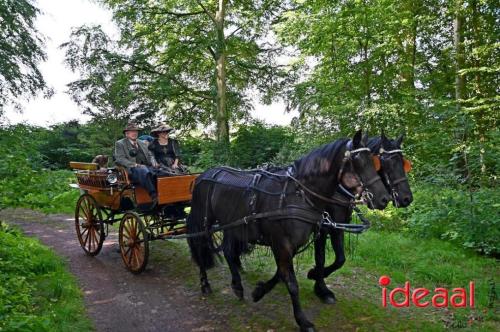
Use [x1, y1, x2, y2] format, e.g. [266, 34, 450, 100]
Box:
[322, 230, 346, 278]
[223, 244, 244, 299]
[200, 267, 212, 294]
[275, 245, 315, 332]
[251, 270, 279, 302]
[307, 230, 336, 304]
[307, 229, 327, 280]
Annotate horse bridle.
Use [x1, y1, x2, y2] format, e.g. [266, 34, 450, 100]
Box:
[377, 148, 409, 207]
[338, 142, 384, 206]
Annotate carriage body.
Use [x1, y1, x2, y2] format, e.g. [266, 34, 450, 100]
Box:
[70, 161, 198, 273]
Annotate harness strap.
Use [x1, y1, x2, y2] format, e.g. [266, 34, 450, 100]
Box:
[180, 206, 323, 240]
[363, 174, 383, 187]
[288, 175, 354, 207]
[391, 177, 409, 185]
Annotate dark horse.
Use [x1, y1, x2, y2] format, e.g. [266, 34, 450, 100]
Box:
[187, 131, 390, 331]
[307, 133, 414, 304]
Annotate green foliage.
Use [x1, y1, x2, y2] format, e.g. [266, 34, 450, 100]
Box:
[406, 185, 499, 256]
[361, 182, 500, 256]
[0, 223, 92, 332]
[0, 124, 79, 213]
[229, 122, 295, 168]
[37, 121, 94, 169]
[0, 0, 50, 112]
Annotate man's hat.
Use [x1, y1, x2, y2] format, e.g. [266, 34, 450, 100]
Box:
[151, 123, 174, 137]
[123, 122, 141, 134]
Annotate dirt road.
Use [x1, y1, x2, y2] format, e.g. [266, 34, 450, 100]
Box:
[0, 208, 227, 332]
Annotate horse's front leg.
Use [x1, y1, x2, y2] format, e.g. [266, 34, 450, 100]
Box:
[252, 269, 280, 302]
[323, 230, 346, 278]
[275, 245, 316, 332]
[307, 229, 336, 304]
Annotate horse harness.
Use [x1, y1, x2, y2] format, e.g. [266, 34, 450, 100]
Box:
[180, 142, 377, 240]
[376, 148, 410, 207]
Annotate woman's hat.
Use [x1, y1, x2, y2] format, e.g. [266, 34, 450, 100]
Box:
[151, 123, 174, 137]
[123, 122, 141, 134]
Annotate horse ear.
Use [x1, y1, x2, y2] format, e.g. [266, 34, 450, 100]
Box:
[381, 130, 387, 140]
[361, 132, 369, 146]
[395, 134, 404, 147]
[352, 130, 362, 147]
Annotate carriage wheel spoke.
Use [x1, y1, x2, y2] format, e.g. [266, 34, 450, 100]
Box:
[123, 246, 132, 257]
[80, 225, 89, 237]
[87, 228, 93, 252]
[82, 199, 90, 220]
[82, 228, 90, 247]
[91, 228, 99, 249]
[127, 248, 134, 266]
[133, 248, 141, 268]
[133, 218, 139, 237]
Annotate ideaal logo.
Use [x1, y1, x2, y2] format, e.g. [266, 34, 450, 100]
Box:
[379, 275, 475, 308]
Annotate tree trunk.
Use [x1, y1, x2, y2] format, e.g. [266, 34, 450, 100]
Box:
[215, 0, 229, 145]
[471, 0, 486, 177]
[454, 0, 465, 110]
[454, 0, 474, 218]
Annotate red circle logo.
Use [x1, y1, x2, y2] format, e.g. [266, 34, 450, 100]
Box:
[379, 275, 391, 286]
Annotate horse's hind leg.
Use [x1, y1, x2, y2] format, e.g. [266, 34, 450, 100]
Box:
[252, 270, 279, 302]
[307, 229, 336, 304]
[200, 267, 212, 294]
[223, 242, 244, 299]
[275, 245, 315, 332]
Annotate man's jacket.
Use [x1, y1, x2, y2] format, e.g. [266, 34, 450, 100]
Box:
[114, 138, 155, 170]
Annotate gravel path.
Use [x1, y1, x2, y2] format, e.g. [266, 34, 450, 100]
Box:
[0, 208, 227, 332]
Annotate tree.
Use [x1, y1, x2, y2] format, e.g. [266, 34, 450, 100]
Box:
[0, 0, 50, 115]
[99, 0, 289, 146]
[279, 0, 498, 184]
[61, 25, 146, 142]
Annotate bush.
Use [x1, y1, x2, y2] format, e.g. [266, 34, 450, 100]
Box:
[407, 185, 499, 256]
[229, 122, 295, 168]
[0, 223, 92, 331]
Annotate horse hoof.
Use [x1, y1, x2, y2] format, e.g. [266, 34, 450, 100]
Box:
[233, 287, 244, 300]
[251, 281, 266, 302]
[321, 295, 336, 304]
[201, 284, 212, 295]
[300, 325, 316, 332]
[314, 284, 336, 304]
[307, 268, 317, 280]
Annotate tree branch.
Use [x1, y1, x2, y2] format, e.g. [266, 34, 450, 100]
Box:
[196, 0, 217, 25]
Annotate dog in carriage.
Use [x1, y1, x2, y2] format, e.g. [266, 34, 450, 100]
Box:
[92, 155, 109, 171]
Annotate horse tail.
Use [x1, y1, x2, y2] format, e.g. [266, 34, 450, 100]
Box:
[187, 181, 215, 270]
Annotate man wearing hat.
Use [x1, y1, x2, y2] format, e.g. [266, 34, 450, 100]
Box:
[115, 122, 158, 207]
[149, 123, 182, 170]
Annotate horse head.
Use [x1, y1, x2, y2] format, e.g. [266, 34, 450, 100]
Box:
[369, 133, 413, 208]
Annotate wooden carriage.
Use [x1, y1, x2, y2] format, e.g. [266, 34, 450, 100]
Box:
[70, 161, 198, 273]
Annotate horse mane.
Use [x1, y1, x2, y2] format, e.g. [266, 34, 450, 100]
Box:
[367, 136, 398, 153]
[293, 139, 349, 179]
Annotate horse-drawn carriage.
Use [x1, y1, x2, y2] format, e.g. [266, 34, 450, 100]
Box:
[69, 161, 199, 273]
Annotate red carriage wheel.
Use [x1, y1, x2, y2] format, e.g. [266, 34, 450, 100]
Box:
[75, 194, 105, 256]
[119, 212, 149, 274]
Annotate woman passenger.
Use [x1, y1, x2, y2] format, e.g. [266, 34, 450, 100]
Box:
[149, 123, 181, 169]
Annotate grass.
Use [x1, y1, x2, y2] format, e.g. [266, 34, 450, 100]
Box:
[145, 228, 498, 331]
[0, 221, 93, 332]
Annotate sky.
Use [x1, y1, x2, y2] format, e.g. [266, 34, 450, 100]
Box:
[3, 0, 297, 127]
